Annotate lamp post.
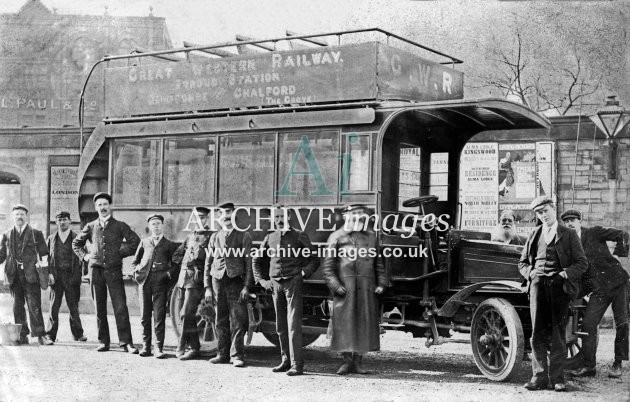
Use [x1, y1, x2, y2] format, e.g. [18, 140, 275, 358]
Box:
[589, 95, 630, 180]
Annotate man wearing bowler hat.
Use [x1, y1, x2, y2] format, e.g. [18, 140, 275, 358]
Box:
[205, 202, 253, 367]
[172, 206, 211, 360]
[561, 209, 629, 378]
[132, 214, 179, 358]
[73, 192, 140, 353]
[518, 196, 587, 391]
[45, 211, 86, 342]
[0, 204, 53, 345]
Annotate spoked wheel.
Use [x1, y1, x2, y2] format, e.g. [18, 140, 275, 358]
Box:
[565, 307, 598, 371]
[471, 298, 524, 381]
[262, 332, 321, 347]
[169, 287, 218, 352]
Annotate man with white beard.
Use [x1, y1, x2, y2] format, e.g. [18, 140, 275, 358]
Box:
[491, 210, 526, 245]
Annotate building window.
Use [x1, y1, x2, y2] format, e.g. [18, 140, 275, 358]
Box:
[218, 134, 275, 205]
[162, 137, 216, 205]
[277, 131, 339, 205]
[113, 139, 161, 205]
[429, 152, 449, 201]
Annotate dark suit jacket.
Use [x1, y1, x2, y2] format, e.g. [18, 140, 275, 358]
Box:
[47, 230, 82, 286]
[72, 217, 140, 275]
[204, 229, 253, 288]
[0, 225, 48, 286]
[580, 226, 629, 294]
[131, 236, 179, 285]
[518, 224, 588, 298]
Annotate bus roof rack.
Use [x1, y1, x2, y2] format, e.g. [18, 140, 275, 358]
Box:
[102, 28, 463, 66]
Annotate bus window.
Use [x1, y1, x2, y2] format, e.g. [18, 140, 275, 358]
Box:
[430, 152, 449, 201]
[345, 133, 371, 192]
[277, 131, 339, 205]
[219, 134, 275, 205]
[162, 137, 216, 206]
[113, 139, 161, 206]
[398, 145, 421, 212]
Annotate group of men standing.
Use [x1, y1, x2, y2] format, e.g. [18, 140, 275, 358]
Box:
[517, 195, 628, 392]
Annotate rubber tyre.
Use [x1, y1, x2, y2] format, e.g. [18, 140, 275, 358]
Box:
[262, 332, 321, 347]
[169, 287, 218, 351]
[565, 313, 599, 371]
[471, 298, 524, 381]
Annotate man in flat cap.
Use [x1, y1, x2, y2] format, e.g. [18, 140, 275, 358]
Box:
[45, 211, 86, 343]
[172, 206, 212, 360]
[73, 192, 140, 353]
[132, 214, 179, 358]
[491, 209, 526, 245]
[561, 209, 629, 378]
[253, 204, 320, 376]
[0, 204, 53, 345]
[322, 204, 386, 375]
[205, 202, 253, 367]
[518, 196, 587, 391]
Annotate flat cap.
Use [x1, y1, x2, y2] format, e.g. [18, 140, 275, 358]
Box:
[147, 213, 164, 223]
[12, 204, 29, 213]
[342, 204, 368, 213]
[217, 202, 235, 210]
[560, 209, 582, 221]
[93, 192, 112, 204]
[194, 206, 210, 215]
[55, 211, 71, 219]
[529, 195, 554, 211]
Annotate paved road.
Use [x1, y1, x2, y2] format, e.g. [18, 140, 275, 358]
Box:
[1, 297, 628, 401]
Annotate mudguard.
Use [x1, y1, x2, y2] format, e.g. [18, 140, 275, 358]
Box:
[437, 280, 525, 317]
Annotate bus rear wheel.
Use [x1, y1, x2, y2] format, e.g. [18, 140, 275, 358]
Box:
[262, 332, 321, 347]
[169, 287, 218, 352]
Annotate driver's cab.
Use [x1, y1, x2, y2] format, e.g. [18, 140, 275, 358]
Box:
[378, 109, 467, 282]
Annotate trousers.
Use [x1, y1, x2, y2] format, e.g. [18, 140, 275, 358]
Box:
[46, 274, 84, 340]
[582, 282, 629, 367]
[213, 275, 248, 359]
[272, 274, 304, 368]
[139, 271, 169, 348]
[529, 274, 570, 385]
[91, 267, 133, 345]
[178, 287, 203, 351]
[10, 269, 45, 338]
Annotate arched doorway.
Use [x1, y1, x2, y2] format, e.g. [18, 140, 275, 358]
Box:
[0, 171, 22, 235]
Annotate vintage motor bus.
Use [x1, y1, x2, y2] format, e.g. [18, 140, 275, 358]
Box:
[77, 29, 586, 381]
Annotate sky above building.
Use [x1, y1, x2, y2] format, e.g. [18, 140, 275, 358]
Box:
[1, 0, 628, 112]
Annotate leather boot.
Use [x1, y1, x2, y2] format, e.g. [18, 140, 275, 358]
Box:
[353, 353, 370, 374]
[336, 352, 354, 375]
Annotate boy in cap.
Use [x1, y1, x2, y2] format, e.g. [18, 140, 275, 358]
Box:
[518, 196, 587, 391]
[73, 192, 141, 353]
[172, 206, 211, 360]
[561, 209, 629, 378]
[205, 202, 254, 367]
[0, 204, 53, 345]
[132, 214, 179, 358]
[322, 204, 386, 375]
[45, 211, 86, 342]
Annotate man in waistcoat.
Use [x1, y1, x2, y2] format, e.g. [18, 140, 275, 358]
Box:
[253, 205, 319, 376]
[518, 196, 587, 392]
[172, 206, 211, 360]
[205, 202, 253, 367]
[45, 211, 86, 342]
[72, 192, 140, 353]
[561, 209, 629, 378]
[132, 214, 179, 358]
[0, 204, 53, 345]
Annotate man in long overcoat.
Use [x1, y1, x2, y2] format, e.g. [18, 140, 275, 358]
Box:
[45, 211, 86, 342]
[322, 204, 386, 375]
[0, 204, 53, 345]
[561, 209, 629, 378]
